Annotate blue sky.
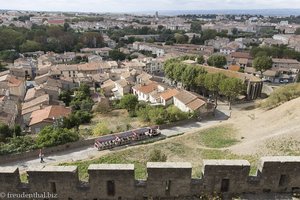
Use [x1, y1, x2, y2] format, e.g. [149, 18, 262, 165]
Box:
[1, 0, 300, 12]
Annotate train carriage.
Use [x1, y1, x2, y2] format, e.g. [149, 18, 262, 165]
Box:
[94, 126, 160, 150]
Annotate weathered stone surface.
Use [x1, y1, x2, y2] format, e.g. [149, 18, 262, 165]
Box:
[0, 157, 299, 200]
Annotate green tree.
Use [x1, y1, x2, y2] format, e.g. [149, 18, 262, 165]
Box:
[190, 21, 202, 33]
[294, 28, 300, 35]
[253, 56, 273, 76]
[181, 65, 199, 90]
[10, 125, 22, 137]
[163, 59, 176, 81]
[232, 28, 238, 35]
[207, 55, 227, 68]
[119, 94, 139, 112]
[197, 56, 205, 64]
[195, 73, 207, 95]
[19, 40, 42, 52]
[136, 105, 151, 122]
[59, 90, 72, 106]
[62, 114, 80, 129]
[174, 33, 188, 44]
[63, 22, 70, 31]
[190, 35, 202, 44]
[204, 73, 227, 108]
[0, 50, 19, 62]
[201, 29, 217, 43]
[219, 78, 245, 109]
[80, 32, 104, 48]
[173, 63, 185, 82]
[148, 106, 167, 125]
[109, 49, 127, 61]
[0, 28, 24, 51]
[0, 123, 12, 142]
[80, 98, 94, 112]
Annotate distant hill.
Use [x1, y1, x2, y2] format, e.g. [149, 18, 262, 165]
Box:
[141, 9, 300, 16]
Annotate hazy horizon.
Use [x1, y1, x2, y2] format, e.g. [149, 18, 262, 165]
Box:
[1, 0, 300, 14]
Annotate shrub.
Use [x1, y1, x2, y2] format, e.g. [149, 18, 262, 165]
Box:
[0, 123, 12, 142]
[262, 83, 300, 109]
[92, 122, 111, 136]
[0, 136, 35, 155]
[166, 106, 189, 122]
[136, 105, 151, 122]
[36, 126, 79, 148]
[62, 111, 92, 129]
[75, 111, 93, 124]
[119, 94, 139, 111]
[148, 106, 167, 125]
[148, 149, 167, 162]
[136, 105, 189, 125]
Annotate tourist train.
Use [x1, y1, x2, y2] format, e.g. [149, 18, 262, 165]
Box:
[94, 126, 161, 150]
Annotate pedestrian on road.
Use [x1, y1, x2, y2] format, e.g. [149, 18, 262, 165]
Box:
[39, 149, 44, 163]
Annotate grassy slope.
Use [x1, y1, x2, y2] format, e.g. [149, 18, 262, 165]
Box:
[262, 83, 300, 109]
[60, 124, 258, 180]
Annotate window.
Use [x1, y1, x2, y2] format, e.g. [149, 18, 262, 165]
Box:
[107, 180, 115, 196]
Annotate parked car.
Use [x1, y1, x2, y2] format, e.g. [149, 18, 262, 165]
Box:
[279, 79, 289, 84]
[262, 79, 271, 83]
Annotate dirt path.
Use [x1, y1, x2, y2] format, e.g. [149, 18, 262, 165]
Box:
[226, 97, 300, 155]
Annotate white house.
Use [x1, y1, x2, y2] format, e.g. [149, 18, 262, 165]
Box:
[132, 81, 167, 103]
[173, 90, 207, 113]
[159, 89, 179, 106]
[113, 79, 131, 98]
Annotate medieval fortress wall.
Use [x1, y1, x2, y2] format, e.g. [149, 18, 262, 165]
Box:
[0, 156, 299, 200]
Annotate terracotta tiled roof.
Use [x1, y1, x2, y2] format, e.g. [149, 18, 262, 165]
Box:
[272, 58, 299, 64]
[115, 79, 129, 88]
[29, 105, 71, 126]
[160, 89, 179, 100]
[78, 63, 101, 71]
[22, 94, 49, 111]
[136, 82, 158, 94]
[186, 98, 206, 111]
[8, 76, 23, 87]
[24, 87, 43, 102]
[230, 52, 252, 59]
[174, 90, 198, 105]
[202, 65, 261, 82]
[57, 64, 78, 71]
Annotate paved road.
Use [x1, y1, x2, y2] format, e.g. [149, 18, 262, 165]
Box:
[3, 104, 230, 172]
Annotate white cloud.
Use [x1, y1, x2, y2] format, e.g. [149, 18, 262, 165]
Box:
[1, 0, 300, 12]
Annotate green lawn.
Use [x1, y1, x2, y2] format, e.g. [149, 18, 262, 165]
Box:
[189, 124, 240, 148]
